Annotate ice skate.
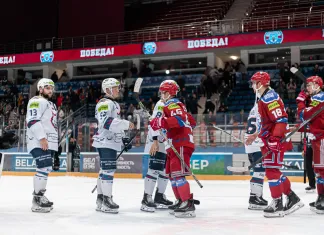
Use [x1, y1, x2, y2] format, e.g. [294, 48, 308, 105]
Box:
[283, 191, 304, 215]
[141, 193, 157, 213]
[101, 195, 119, 214]
[264, 197, 284, 218]
[310, 194, 324, 214]
[96, 194, 103, 211]
[168, 199, 182, 215]
[174, 199, 196, 218]
[248, 194, 268, 210]
[305, 186, 316, 193]
[31, 190, 53, 213]
[154, 189, 173, 209]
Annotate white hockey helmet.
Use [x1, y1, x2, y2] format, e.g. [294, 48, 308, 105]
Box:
[37, 78, 55, 91]
[102, 78, 120, 93]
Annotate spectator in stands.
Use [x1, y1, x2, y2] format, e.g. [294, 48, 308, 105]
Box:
[286, 106, 296, 123]
[286, 78, 297, 101]
[204, 111, 216, 124]
[58, 106, 65, 121]
[236, 59, 247, 81]
[218, 80, 230, 104]
[79, 89, 87, 106]
[276, 77, 286, 99]
[51, 71, 58, 83]
[313, 63, 323, 77]
[127, 103, 135, 117]
[60, 70, 69, 82]
[280, 61, 291, 84]
[218, 102, 228, 113]
[200, 74, 207, 97]
[130, 64, 138, 77]
[56, 93, 64, 108]
[203, 74, 214, 99]
[71, 90, 80, 111]
[223, 62, 233, 86]
[152, 92, 159, 104]
[177, 75, 186, 97]
[186, 93, 202, 115]
[203, 98, 216, 114]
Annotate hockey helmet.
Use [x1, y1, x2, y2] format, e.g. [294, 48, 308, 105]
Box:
[159, 80, 180, 96]
[102, 78, 120, 93]
[306, 76, 323, 88]
[37, 78, 55, 91]
[251, 71, 271, 86]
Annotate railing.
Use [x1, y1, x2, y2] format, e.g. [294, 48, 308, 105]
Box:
[2, 112, 305, 152]
[1, 10, 324, 55]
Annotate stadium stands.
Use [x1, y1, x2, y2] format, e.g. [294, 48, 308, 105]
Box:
[243, 0, 324, 32]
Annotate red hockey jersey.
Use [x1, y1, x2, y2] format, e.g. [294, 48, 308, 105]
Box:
[162, 98, 196, 150]
[257, 89, 292, 149]
[297, 91, 324, 140]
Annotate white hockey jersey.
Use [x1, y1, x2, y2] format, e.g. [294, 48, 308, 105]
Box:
[26, 96, 58, 153]
[144, 100, 166, 154]
[244, 102, 264, 154]
[92, 97, 130, 151]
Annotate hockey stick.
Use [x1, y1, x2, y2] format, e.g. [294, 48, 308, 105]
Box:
[133, 78, 203, 188]
[212, 125, 299, 170]
[290, 67, 308, 183]
[91, 114, 141, 193]
[227, 104, 324, 172]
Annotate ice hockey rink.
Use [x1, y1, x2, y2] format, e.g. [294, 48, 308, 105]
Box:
[0, 176, 323, 235]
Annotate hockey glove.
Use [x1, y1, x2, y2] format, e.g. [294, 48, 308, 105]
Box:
[52, 146, 62, 171]
[122, 137, 132, 152]
[150, 117, 167, 131]
[267, 136, 283, 154]
[296, 90, 309, 104]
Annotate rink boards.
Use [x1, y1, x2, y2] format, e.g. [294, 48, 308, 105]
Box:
[0, 152, 305, 179]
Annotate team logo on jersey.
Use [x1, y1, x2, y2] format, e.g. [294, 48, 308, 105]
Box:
[143, 42, 157, 55]
[40, 51, 54, 63]
[168, 104, 180, 110]
[268, 101, 280, 110]
[310, 100, 320, 107]
[264, 31, 283, 45]
[29, 102, 40, 108]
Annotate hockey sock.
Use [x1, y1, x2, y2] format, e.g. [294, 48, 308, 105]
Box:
[316, 176, 324, 195]
[170, 178, 180, 199]
[250, 171, 265, 197]
[281, 175, 291, 195]
[144, 169, 158, 195]
[266, 169, 283, 199]
[175, 177, 191, 202]
[34, 167, 51, 193]
[157, 172, 169, 194]
[97, 172, 103, 195]
[101, 170, 114, 197]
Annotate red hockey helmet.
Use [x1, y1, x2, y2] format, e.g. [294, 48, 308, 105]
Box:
[306, 76, 323, 88]
[250, 71, 271, 86]
[159, 80, 180, 96]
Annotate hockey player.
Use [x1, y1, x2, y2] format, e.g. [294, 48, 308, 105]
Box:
[296, 76, 324, 214]
[141, 100, 173, 212]
[150, 80, 198, 218]
[245, 101, 268, 210]
[249, 72, 304, 218]
[26, 78, 57, 213]
[92, 78, 134, 214]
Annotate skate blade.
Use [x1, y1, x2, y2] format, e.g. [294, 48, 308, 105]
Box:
[248, 204, 267, 210]
[306, 190, 315, 193]
[169, 210, 175, 215]
[100, 207, 119, 214]
[284, 201, 304, 215]
[264, 211, 284, 218]
[175, 211, 196, 218]
[156, 204, 171, 209]
[310, 207, 316, 212]
[315, 208, 324, 214]
[31, 207, 51, 213]
[140, 204, 155, 213]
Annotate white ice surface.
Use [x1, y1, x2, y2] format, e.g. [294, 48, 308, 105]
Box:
[0, 176, 323, 235]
